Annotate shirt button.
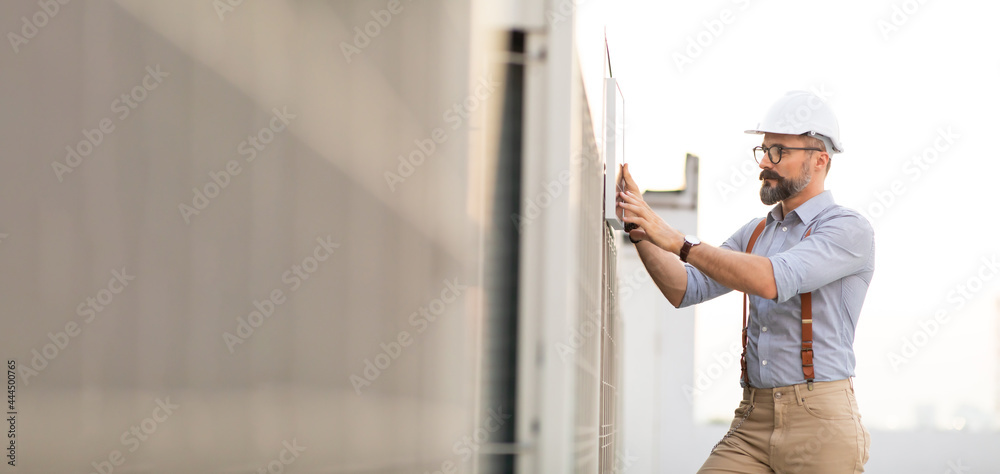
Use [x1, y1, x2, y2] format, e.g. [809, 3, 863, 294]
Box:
[782, 226, 788, 232]
[774, 391, 782, 399]
[761, 360, 768, 366]
[762, 326, 768, 332]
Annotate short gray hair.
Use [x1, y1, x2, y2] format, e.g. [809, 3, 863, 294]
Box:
[800, 134, 831, 173]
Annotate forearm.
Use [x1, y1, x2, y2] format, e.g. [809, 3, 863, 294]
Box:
[634, 239, 688, 307]
[615, 181, 776, 303]
[684, 243, 777, 299]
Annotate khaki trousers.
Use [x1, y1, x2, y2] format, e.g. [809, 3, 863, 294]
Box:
[698, 378, 870, 473]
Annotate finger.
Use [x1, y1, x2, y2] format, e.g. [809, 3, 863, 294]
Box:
[617, 200, 647, 218]
[628, 190, 654, 212]
[619, 190, 639, 203]
[622, 214, 649, 228]
[619, 191, 648, 209]
[621, 163, 640, 192]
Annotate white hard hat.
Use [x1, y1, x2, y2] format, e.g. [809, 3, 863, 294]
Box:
[745, 90, 844, 153]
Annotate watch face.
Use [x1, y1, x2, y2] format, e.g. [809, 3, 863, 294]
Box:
[685, 235, 701, 245]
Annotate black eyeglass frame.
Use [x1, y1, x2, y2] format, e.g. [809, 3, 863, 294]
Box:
[752, 145, 823, 165]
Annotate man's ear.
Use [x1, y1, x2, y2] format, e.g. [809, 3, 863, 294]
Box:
[815, 151, 830, 172]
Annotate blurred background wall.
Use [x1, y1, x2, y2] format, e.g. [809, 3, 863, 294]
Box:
[1, 0, 488, 471]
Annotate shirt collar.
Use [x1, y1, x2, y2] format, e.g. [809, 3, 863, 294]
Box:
[766, 190, 835, 226]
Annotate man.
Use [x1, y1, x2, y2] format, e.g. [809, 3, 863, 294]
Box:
[617, 91, 874, 473]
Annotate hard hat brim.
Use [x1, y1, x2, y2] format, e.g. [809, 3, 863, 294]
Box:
[743, 128, 844, 153]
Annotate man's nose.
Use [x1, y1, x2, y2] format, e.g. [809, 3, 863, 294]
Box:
[758, 157, 773, 171]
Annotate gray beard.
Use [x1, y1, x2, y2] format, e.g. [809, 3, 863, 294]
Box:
[760, 161, 812, 205]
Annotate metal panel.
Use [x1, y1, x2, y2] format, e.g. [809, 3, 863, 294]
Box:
[515, 17, 623, 470]
[603, 78, 626, 230]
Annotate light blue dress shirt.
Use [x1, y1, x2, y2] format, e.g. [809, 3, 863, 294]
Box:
[679, 190, 875, 388]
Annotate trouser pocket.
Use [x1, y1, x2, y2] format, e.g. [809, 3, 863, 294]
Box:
[801, 388, 854, 420]
[777, 389, 868, 473]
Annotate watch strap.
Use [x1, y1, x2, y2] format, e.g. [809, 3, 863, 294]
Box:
[679, 239, 695, 262]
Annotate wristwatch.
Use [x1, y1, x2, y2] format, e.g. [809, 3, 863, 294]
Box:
[679, 235, 701, 262]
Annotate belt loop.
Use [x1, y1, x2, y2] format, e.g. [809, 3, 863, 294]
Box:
[849, 376, 855, 393]
[749, 387, 757, 408]
[793, 383, 803, 405]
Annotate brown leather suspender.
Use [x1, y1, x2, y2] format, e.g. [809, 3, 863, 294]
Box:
[740, 219, 815, 390]
[800, 228, 814, 390]
[740, 220, 767, 388]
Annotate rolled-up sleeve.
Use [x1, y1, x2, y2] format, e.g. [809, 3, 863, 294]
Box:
[678, 219, 758, 308]
[769, 213, 874, 303]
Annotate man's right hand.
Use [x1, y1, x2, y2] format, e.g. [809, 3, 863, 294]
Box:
[618, 163, 690, 307]
[620, 164, 648, 242]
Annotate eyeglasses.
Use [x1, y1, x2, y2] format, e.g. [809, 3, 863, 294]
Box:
[753, 145, 822, 165]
